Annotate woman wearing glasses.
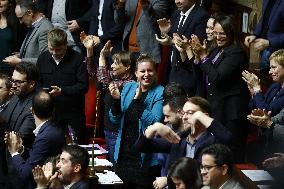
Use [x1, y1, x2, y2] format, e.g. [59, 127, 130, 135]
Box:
[109, 54, 164, 189]
[189, 14, 250, 163]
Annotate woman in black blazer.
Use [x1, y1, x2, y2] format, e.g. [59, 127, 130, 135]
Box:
[188, 14, 250, 163]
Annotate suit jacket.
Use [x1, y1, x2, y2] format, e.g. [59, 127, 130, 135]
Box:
[254, 0, 284, 51]
[251, 82, 284, 116]
[0, 92, 36, 148]
[197, 44, 250, 123]
[168, 5, 208, 95]
[135, 120, 232, 173]
[20, 17, 53, 65]
[202, 178, 244, 189]
[115, 0, 168, 63]
[88, 0, 123, 53]
[10, 121, 64, 189]
[70, 180, 90, 189]
[45, 0, 92, 46]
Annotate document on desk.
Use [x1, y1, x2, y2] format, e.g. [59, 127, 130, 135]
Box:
[89, 158, 113, 167]
[96, 171, 123, 184]
[241, 170, 274, 182]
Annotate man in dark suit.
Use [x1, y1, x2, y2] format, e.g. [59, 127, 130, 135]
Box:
[5, 90, 64, 189]
[135, 97, 232, 189]
[244, 0, 284, 72]
[39, 0, 92, 53]
[156, 0, 208, 95]
[3, 0, 53, 65]
[0, 63, 38, 148]
[88, 0, 123, 54]
[37, 28, 88, 144]
[56, 145, 90, 189]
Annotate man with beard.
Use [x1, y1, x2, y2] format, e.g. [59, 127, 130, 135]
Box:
[135, 96, 232, 189]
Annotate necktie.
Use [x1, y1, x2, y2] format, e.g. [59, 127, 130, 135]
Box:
[177, 15, 186, 32]
[20, 26, 35, 58]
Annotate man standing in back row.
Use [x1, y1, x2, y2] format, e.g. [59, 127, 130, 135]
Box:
[37, 28, 88, 144]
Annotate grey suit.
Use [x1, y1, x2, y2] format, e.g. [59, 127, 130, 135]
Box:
[20, 17, 53, 65]
[202, 178, 244, 189]
[115, 0, 168, 63]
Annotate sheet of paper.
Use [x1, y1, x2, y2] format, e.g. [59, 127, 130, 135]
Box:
[89, 158, 113, 167]
[241, 170, 274, 182]
[96, 171, 123, 184]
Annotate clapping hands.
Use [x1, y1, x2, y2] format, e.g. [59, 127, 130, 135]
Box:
[247, 109, 273, 128]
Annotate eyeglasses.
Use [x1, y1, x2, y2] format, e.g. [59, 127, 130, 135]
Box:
[200, 164, 219, 172]
[17, 10, 29, 21]
[181, 110, 197, 116]
[11, 79, 28, 85]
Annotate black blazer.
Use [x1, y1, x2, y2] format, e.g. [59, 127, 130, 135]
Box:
[42, 0, 92, 46]
[197, 44, 250, 122]
[168, 5, 208, 95]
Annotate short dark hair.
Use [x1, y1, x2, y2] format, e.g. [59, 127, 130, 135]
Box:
[14, 62, 39, 82]
[62, 145, 89, 175]
[32, 90, 54, 119]
[163, 96, 187, 113]
[214, 13, 235, 44]
[167, 157, 202, 189]
[163, 82, 187, 103]
[187, 96, 211, 116]
[0, 74, 12, 89]
[201, 144, 234, 176]
[16, 0, 38, 13]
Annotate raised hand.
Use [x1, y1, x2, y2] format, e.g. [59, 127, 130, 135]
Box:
[6, 131, 23, 154]
[157, 18, 171, 34]
[155, 33, 173, 46]
[100, 40, 113, 58]
[33, 165, 49, 188]
[189, 34, 208, 59]
[145, 122, 180, 143]
[242, 70, 261, 95]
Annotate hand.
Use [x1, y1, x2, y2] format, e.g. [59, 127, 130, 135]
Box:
[153, 177, 167, 189]
[145, 122, 180, 143]
[92, 36, 101, 46]
[262, 153, 284, 168]
[242, 70, 261, 94]
[3, 55, 21, 65]
[244, 35, 256, 47]
[42, 162, 53, 179]
[155, 33, 173, 46]
[247, 109, 273, 128]
[49, 86, 61, 97]
[189, 34, 207, 59]
[134, 82, 142, 99]
[67, 20, 80, 32]
[100, 40, 113, 58]
[109, 82, 120, 100]
[80, 31, 87, 42]
[32, 165, 49, 188]
[6, 131, 23, 154]
[157, 18, 171, 34]
[252, 38, 269, 51]
[81, 35, 95, 50]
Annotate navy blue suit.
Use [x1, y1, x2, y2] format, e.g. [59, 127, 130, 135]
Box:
[9, 121, 64, 189]
[254, 0, 284, 51]
[135, 120, 231, 174]
[88, 0, 123, 54]
[168, 5, 208, 95]
[251, 83, 284, 116]
[70, 180, 90, 189]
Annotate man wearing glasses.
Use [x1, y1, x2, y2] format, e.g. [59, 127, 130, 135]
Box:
[135, 96, 232, 189]
[201, 144, 244, 189]
[3, 0, 53, 66]
[0, 63, 38, 149]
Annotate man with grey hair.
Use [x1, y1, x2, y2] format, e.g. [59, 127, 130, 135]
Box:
[3, 0, 53, 65]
